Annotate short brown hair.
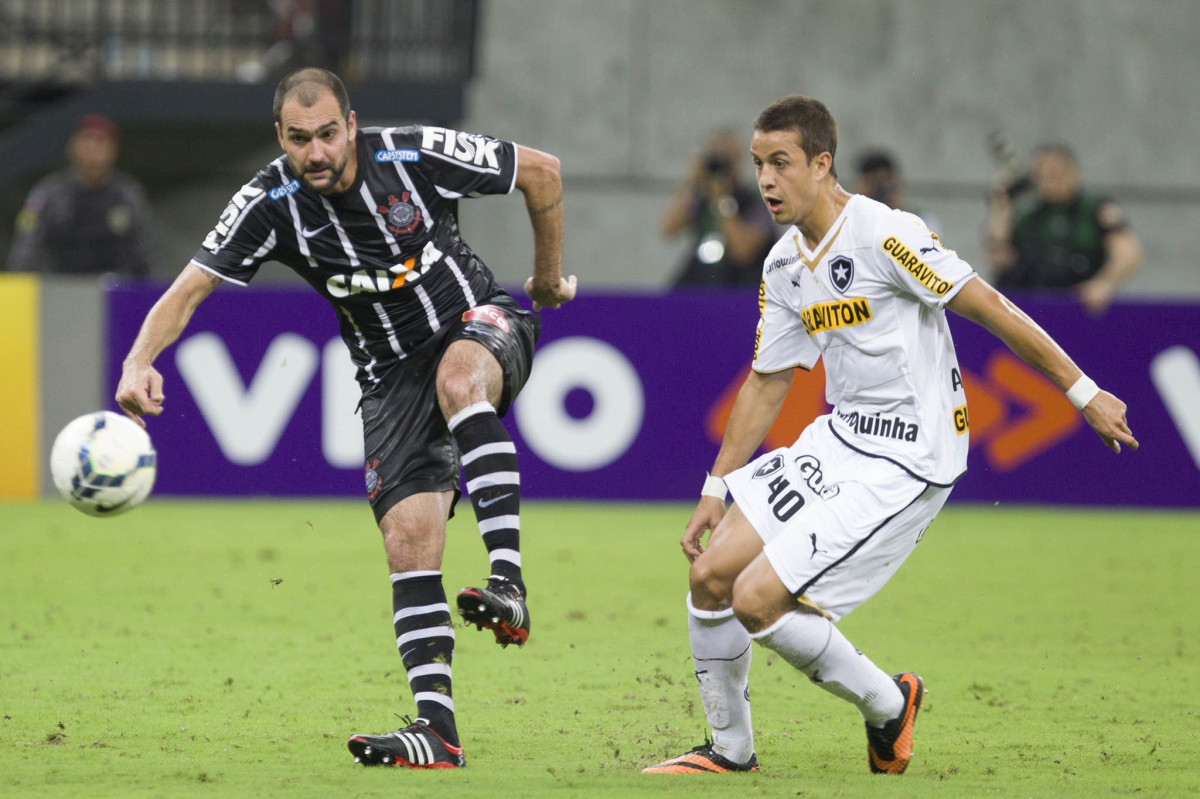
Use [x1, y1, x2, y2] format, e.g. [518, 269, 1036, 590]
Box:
[273, 67, 351, 124]
[754, 95, 839, 178]
[1034, 142, 1078, 166]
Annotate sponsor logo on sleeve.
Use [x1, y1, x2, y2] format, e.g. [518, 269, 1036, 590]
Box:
[800, 298, 872, 334]
[462, 304, 511, 333]
[953, 403, 969, 434]
[764, 252, 799, 276]
[882, 235, 954, 296]
[420, 126, 502, 170]
[269, 180, 301, 200]
[919, 230, 945, 255]
[374, 149, 421, 163]
[753, 281, 766, 360]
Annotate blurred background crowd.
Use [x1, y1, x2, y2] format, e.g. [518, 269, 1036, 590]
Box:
[1, 0, 1195, 306]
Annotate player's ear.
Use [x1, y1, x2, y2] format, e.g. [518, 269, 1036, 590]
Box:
[814, 151, 834, 180]
[275, 121, 284, 150]
[347, 110, 357, 139]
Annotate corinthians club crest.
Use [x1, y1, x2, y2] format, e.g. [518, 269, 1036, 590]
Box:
[829, 255, 854, 294]
[378, 192, 421, 236]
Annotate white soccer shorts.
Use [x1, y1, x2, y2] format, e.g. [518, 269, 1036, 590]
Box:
[724, 418, 952, 621]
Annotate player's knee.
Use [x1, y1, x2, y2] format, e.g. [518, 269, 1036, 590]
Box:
[688, 557, 733, 608]
[730, 572, 773, 633]
[436, 368, 485, 416]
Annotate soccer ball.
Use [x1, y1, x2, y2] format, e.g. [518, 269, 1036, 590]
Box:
[50, 411, 157, 517]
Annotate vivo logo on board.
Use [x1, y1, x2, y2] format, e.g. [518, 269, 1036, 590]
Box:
[174, 333, 646, 473]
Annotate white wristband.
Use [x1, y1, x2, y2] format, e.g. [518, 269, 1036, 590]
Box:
[1066, 375, 1100, 410]
[701, 473, 729, 501]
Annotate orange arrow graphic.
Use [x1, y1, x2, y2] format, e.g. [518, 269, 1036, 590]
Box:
[706, 351, 1080, 473]
[706, 362, 829, 451]
[965, 352, 1082, 471]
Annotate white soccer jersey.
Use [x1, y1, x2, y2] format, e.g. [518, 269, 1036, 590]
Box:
[753, 194, 977, 485]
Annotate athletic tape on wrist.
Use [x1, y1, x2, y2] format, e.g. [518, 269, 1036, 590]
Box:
[1066, 375, 1100, 410]
[701, 473, 728, 501]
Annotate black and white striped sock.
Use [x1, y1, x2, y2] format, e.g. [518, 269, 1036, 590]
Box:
[391, 570, 458, 747]
[448, 401, 524, 595]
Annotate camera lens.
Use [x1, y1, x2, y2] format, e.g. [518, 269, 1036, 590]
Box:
[705, 155, 731, 175]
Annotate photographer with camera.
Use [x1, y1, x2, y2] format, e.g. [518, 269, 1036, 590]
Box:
[661, 130, 776, 287]
[985, 140, 1142, 315]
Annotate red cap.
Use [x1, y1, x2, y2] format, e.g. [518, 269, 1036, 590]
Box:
[75, 114, 119, 140]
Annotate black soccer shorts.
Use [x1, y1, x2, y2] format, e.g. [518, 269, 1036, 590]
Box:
[360, 294, 540, 523]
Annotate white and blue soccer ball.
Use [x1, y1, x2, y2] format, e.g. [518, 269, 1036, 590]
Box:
[50, 411, 157, 517]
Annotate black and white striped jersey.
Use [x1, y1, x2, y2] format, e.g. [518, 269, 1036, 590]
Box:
[191, 125, 519, 388]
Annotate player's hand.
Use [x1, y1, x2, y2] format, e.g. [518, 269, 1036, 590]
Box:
[115, 363, 165, 428]
[524, 274, 577, 310]
[1081, 390, 1138, 453]
[681, 496, 726, 563]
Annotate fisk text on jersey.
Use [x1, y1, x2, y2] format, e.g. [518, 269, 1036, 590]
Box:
[421, 127, 502, 170]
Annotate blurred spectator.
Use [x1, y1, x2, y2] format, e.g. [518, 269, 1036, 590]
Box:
[854, 148, 941, 234]
[985, 143, 1141, 315]
[6, 114, 152, 276]
[661, 130, 777, 287]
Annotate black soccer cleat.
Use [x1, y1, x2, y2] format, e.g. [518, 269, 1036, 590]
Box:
[348, 717, 465, 769]
[456, 575, 529, 647]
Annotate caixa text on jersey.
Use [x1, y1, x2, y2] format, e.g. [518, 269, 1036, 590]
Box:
[325, 242, 444, 297]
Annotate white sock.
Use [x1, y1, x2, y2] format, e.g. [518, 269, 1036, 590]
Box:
[687, 593, 755, 763]
[750, 610, 903, 726]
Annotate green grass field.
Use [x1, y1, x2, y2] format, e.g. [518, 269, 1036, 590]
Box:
[1, 500, 1197, 798]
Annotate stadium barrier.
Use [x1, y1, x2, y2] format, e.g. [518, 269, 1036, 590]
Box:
[96, 282, 1200, 508]
[0, 274, 39, 498]
[5, 275, 1197, 507]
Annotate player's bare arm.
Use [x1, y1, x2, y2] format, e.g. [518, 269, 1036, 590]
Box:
[116, 262, 221, 426]
[515, 144, 576, 310]
[682, 367, 794, 561]
[947, 277, 1138, 453]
